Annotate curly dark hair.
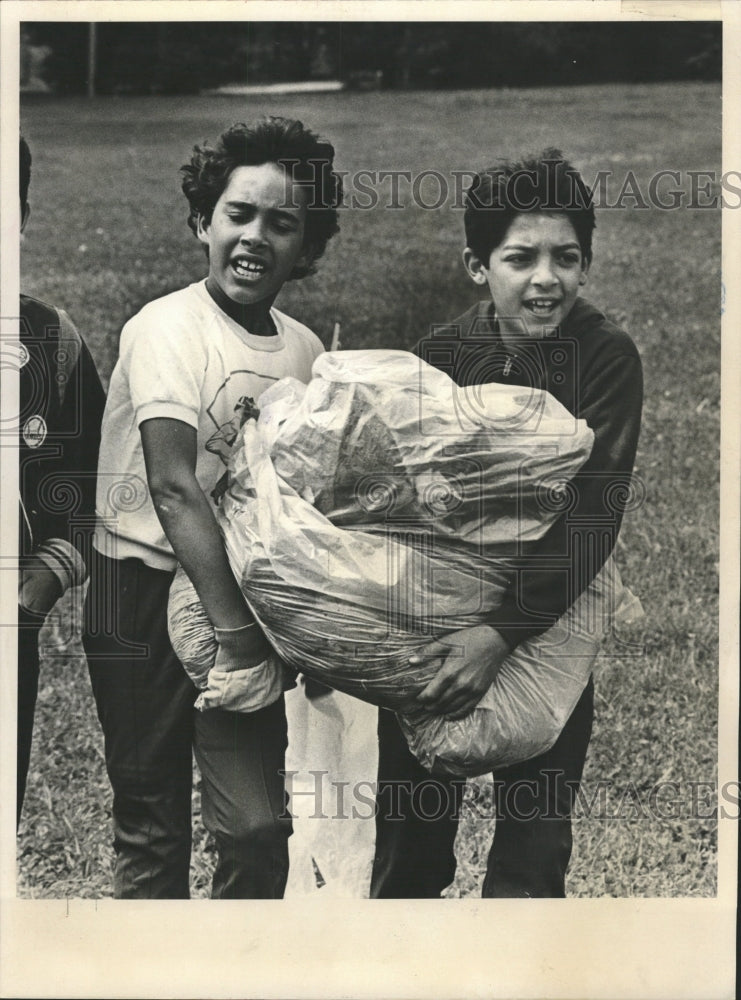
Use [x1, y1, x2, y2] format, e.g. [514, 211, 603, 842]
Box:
[181, 117, 342, 280]
[464, 149, 596, 265]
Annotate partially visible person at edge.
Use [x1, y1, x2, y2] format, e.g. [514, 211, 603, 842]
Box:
[372, 149, 643, 898]
[82, 117, 343, 898]
[17, 135, 106, 826]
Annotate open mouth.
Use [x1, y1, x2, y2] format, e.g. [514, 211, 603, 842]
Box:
[524, 298, 561, 316]
[232, 256, 267, 279]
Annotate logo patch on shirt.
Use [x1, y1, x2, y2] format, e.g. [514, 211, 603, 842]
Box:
[23, 415, 47, 448]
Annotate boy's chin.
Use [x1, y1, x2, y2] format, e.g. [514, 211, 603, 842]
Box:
[210, 274, 273, 311]
[521, 311, 568, 338]
[501, 318, 557, 341]
[224, 279, 270, 304]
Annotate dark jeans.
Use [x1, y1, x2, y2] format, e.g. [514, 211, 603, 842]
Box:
[371, 676, 594, 898]
[17, 606, 43, 827]
[83, 549, 291, 899]
[193, 700, 291, 899]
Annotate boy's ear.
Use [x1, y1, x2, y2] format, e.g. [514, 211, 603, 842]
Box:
[462, 247, 489, 285]
[578, 258, 590, 286]
[196, 214, 210, 247]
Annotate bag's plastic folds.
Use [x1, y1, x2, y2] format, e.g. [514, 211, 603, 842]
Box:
[178, 350, 640, 776]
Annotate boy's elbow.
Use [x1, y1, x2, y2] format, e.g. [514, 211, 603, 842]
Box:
[149, 475, 197, 520]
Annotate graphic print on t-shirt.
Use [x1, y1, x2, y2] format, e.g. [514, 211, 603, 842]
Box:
[205, 370, 279, 464]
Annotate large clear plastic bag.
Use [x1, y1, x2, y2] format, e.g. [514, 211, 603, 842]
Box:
[397, 557, 642, 774]
[167, 565, 290, 713]
[215, 350, 633, 776]
[258, 350, 594, 547]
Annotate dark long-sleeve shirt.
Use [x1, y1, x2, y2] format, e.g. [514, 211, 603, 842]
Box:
[415, 296, 643, 650]
[19, 294, 106, 584]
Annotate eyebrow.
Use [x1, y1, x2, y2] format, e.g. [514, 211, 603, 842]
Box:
[501, 241, 581, 252]
[224, 200, 302, 222]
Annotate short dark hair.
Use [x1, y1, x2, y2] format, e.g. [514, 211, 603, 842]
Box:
[181, 117, 342, 280]
[20, 135, 32, 214]
[464, 149, 596, 265]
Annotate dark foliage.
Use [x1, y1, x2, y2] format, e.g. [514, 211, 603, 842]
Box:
[24, 21, 722, 95]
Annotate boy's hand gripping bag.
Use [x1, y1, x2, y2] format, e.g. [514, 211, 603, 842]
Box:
[209, 350, 637, 776]
[167, 566, 287, 713]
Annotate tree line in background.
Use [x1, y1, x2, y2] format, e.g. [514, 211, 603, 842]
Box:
[24, 21, 721, 95]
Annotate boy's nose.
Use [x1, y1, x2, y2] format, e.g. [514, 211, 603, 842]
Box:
[239, 218, 268, 246]
[532, 261, 557, 287]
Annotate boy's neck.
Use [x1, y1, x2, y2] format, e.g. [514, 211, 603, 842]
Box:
[205, 277, 277, 337]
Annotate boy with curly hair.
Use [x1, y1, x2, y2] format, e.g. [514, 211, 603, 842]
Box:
[83, 117, 342, 898]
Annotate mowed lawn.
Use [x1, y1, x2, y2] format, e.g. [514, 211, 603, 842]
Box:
[17, 83, 721, 898]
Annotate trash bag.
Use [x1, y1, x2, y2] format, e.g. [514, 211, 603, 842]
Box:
[167, 565, 288, 713]
[257, 350, 594, 546]
[213, 350, 636, 775]
[166, 566, 217, 692]
[397, 556, 642, 775]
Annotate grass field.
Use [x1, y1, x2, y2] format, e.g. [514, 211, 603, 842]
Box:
[17, 82, 721, 898]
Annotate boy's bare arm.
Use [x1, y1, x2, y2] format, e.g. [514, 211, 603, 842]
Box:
[141, 417, 271, 666]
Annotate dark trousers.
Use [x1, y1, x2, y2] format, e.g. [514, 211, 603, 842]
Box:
[17, 606, 43, 827]
[82, 550, 291, 899]
[371, 676, 594, 898]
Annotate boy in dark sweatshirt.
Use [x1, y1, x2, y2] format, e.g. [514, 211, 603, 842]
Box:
[17, 136, 106, 825]
[372, 149, 643, 898]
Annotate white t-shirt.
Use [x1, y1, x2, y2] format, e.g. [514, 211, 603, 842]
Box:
[94, 280, 323, 570]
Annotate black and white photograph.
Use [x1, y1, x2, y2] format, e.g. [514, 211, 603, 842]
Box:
[1, 1, 738, 997]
